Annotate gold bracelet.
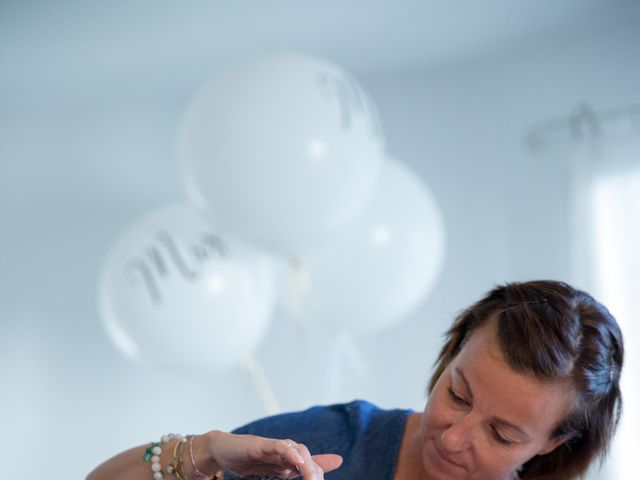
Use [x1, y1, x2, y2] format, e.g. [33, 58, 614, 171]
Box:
[168, 439, 188, 480]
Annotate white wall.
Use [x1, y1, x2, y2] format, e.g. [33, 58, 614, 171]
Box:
[1, 20, 638, 480]
[362, 24, 640, 479]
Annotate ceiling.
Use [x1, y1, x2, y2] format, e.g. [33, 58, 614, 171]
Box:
[1, 0, 639, 111]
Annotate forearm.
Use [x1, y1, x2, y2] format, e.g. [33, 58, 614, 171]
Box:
[87, 429, 339, 480]
[86, 432, 222, 480]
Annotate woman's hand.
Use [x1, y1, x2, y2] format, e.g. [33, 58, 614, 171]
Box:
[207, 431, 343, 480]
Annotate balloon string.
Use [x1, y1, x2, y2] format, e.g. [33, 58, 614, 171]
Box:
[325, 335, 343, 403]
[242, 355, 281, 415]
[290, 257, 313, 326]
[325, 332, 368, 403]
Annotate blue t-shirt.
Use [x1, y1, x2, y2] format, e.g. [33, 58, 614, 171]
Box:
[231, 400, 413, 480]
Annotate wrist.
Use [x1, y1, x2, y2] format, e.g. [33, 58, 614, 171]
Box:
[192, 431, 224, 477]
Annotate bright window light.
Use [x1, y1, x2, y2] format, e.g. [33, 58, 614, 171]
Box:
[592, 168, 640, 479]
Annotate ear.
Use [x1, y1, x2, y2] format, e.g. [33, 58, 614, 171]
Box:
[538, 435, 571, 456]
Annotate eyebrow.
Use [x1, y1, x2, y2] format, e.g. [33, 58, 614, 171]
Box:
[454, 367, 532, 439]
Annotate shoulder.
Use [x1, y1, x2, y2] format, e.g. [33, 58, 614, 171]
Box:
[232, 400, 378, 437]
[232, 400, 411, 453]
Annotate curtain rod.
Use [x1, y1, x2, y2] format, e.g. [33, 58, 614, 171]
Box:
[525, 102, 640, 150]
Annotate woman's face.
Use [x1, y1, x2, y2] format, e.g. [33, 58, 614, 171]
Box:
[419, 319, 575, 480]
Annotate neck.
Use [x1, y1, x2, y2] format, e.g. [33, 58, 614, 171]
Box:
[395, 413, 432, 480]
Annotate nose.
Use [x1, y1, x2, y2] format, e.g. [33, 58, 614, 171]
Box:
[440, 414, 475, 453]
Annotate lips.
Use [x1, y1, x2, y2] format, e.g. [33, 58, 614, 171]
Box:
[433, 441, 466, 471]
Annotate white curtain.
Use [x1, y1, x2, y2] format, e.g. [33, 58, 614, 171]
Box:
[563, 106, 640, 479]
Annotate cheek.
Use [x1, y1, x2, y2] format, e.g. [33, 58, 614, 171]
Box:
[470, 434, 542, 477]
[422, 389, 453, 436]
[474, 448, 530, 479]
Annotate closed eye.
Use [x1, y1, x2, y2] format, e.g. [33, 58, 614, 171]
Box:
[448, 386, 469, 406]
[491, 426, 514, 446]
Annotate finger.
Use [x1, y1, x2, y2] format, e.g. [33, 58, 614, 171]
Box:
[289, 443, 324, 480]
[270, 439, 306, 468]
[284, 454, 342, 479]
[246, 464, 294, 478]
[311, 454, 343, 474]
[260, 439, 337, 480]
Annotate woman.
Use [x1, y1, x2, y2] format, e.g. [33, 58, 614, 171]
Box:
[87, 280, 624, 480]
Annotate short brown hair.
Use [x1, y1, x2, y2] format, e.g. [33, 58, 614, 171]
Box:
[428, 280, 624, 480]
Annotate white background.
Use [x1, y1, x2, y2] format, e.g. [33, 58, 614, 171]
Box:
[1, 1, 639, 478]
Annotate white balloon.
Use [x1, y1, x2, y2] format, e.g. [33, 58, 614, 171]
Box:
[298, 160, 446, 333]
[179, 52, 385, 255]
[99, 204, 276, 371]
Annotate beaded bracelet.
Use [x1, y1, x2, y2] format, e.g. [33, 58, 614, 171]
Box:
[143, 433, 184, 480]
